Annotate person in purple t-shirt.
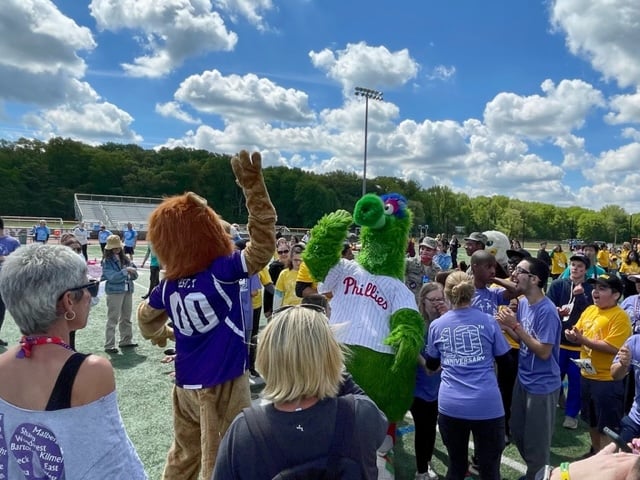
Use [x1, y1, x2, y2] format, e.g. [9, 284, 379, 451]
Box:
[497, 258, 561, 480]
[427, 271, 511, 480]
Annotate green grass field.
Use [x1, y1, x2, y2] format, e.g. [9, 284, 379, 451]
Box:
[0, 243, 593, 479]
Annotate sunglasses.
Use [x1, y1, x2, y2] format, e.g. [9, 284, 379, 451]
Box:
[62, 279, 100, 299]
[272, 303, 326, 316]
[277, 249, 290, 254]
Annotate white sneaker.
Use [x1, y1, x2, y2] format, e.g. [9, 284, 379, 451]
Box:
[563, 416, 578, 429]
[415, 463, 438, 480]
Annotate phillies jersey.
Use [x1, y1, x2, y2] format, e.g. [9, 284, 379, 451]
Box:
[149, 250, 249, 389]
[318, 259, 418, 354]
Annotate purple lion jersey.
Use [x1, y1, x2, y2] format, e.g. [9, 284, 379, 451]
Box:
[149, 250, 249, 389]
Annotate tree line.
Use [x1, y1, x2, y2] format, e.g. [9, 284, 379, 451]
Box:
[1, 137, 638, 243]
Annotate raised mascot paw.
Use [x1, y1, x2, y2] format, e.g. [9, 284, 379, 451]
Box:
[326, 209, 353, 231]
[231, 150, 262, 189]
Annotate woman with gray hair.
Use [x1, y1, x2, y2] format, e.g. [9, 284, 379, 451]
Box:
[0, 244, 146, 479]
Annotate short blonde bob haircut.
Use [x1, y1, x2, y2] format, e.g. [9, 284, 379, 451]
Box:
[444, 270, 475, 307]
[256, 306, 344, 404]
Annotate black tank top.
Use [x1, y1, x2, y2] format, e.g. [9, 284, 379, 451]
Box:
[45, 352, 89, 411]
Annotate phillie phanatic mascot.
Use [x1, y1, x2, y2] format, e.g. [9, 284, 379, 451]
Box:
[137, 151, 276, 480]
[303, 193, 424, 478]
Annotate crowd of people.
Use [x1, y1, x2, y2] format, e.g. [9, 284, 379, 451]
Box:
[5, 203, 640, 480]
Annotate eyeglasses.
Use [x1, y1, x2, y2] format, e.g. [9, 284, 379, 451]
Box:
[62, 280, 100, 299]
[514, 266, 534, 277]
[273, 303, 326, 316]
[424, 296, 445, 303]
[277, 249, 290, 254]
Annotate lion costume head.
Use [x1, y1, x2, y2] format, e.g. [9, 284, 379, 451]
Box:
[147, 192, 233, 280]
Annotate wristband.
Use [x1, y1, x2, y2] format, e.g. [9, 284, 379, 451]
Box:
[559, 462, 570, 480]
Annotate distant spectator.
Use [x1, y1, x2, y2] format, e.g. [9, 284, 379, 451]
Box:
[550, 244, 568, 280]
[73, 222, 90, 261]
[537, 241, 552, 269]
[433, 239, 453, 270]
[405, 237, 442, 304]
[33, 220, 50, 244]
[449, 235, 460, 268]
[101, 235, 138, 354]
[0, 217, 21, 346]
[621, 251, 640, 298]
[98, 225, 113, 253]
[273, 243, 305, 309]
[560, 243, 605, 280]
[141, 243, 161, 300]
[123, 222, 138, 263]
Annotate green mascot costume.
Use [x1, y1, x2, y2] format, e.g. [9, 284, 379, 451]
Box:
[303, 193, 424, 479]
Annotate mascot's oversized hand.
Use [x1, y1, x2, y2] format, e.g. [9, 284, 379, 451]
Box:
[231, 150, 263, 189]
[304, 210, 353, 282]
[137, 302, 175, 347]
[384, 308, 425, 373]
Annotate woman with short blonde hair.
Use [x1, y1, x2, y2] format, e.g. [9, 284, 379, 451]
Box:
[213, 306, 387, 479]
[257, 305, 344, 403]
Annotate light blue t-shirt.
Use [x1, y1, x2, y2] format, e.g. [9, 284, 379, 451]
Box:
[240, 274, 261, 341]
[516, 296, 561, 394]
[471, 286, 509, 316]
[427, 307, 510, 420]
[98, 229, 112, 244]
[614, 335, 640, 425]
[123, 228, 137, 247]
[34, 225, 50, 242]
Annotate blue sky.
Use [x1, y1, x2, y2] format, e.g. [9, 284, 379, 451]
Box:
[2, 0, 640, 211]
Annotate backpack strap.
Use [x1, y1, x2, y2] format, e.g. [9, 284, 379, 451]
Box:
[243, 406, 284, 479]
[327, 395, 358, 475]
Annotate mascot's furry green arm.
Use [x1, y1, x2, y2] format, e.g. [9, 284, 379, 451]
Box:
[304, 193, 424, 422]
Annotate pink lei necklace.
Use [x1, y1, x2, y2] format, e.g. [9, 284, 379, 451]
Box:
[17, 336, 75, 359]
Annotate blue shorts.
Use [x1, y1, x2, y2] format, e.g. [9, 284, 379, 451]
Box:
[124, 246, 135, 255]
[580, 377, 624, 432]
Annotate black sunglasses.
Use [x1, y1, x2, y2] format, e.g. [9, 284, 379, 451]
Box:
[277, 249, 290, 254]
[272, 303, 326, 316]
[64, 280, 100, 298]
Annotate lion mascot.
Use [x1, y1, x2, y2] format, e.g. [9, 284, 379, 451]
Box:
[137, 151, 276, 480]
[303, 193, 424, 479]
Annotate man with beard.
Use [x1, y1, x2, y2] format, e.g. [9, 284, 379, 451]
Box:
[497, 258, 561, 480]
[406, 237, 442, 305]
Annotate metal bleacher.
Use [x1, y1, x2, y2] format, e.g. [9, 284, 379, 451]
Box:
[74, 193, 162, 232]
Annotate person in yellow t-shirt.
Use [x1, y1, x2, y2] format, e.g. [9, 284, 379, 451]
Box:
[550, 244, 568, 280]
[597, 247, 610, 272]
[249, 266, 273, 378]
[274, 244, 305, 309]
[565, 273, 631, 455]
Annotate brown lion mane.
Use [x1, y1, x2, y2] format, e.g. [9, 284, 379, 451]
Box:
[147, 192, 234, 280]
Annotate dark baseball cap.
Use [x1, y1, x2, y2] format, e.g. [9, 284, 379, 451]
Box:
[587, 274, 624, 294]
[569, 253, 590, 269]
[464, 232, 488, 245]
[506, 248, 532, 261]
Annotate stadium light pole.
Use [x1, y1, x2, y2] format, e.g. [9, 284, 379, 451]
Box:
[355, 87, 383, 197]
